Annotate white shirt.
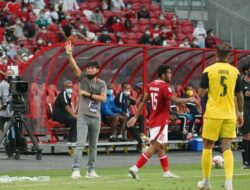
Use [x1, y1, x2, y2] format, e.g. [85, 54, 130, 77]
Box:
[110, 0, 125, 11]
[63, 0, 79, 11]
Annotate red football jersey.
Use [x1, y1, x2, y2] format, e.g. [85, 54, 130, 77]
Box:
[147, 80, 175, 128]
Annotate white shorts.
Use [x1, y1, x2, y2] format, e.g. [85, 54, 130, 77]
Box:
[149, 125, 168, 144]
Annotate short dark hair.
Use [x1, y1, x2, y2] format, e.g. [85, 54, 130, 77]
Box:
[85, 60, 100, 69]
[157, 65, 170, 77]
[216, 43, 231, 61]
[242, 63, 250, 75]
[122, 82, 129, 89]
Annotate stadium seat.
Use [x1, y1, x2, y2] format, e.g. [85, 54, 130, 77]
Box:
[165, 12, 175, 20]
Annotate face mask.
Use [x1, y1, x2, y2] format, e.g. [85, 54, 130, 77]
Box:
[145, 31, 150, 35]
[173, 17, 177, 21]
[22, 56, 28, 61]
[118, 41, 123, 44]
[87, 73, 96, 79]
[103, 31, 108, 35]
[66, 15, 71, 20]
[2, 59, 7, 64]
[66, 88, 73, 94]
[184, 41, 189, 45]
[159, 16, 164, 20]
[48, 43, 52, 46]
[23, 8, 27, 12]
[24, 0, 28, 3]
[127, 5, 132, 9]
[42, 29, 46, 33]
[72, 31, 77, 36]
[186, 90, 193, 97]
[9, 43, 14, 48]
[116, 19, 121, 23]
[38, 39, 43, 44]
[79, 25, 84, 29]
[107, 89, 113, 95]
[16, 20, 21, 24]
[123, 91, 130, 96]
[40, 14, 44, 18]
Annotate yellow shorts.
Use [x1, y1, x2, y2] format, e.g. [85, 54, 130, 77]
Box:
[202, 118, 237, 141]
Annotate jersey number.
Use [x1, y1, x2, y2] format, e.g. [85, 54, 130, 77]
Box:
[220, 76, 227, 96]
[150, 92, 158, 110]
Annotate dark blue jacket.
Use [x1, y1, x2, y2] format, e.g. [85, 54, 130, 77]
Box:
[114, 91, 136, 115]
[101, 94, 122, 116]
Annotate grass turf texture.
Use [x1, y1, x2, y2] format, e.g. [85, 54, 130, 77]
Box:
[0, 162, 249, 190]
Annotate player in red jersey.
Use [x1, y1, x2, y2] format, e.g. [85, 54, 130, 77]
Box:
[127, 65, 197, 179]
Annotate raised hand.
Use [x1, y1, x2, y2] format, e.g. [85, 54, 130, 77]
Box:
[64, 41, 73, 55]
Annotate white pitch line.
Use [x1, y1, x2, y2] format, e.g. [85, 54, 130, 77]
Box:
[1, 172, 250, 188]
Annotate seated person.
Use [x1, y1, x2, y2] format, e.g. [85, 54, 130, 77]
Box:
[101, 84, 127, 142]
[114, 82, 148, 152]
[181, 85, 202, 139]
[51, 80, 77, 143]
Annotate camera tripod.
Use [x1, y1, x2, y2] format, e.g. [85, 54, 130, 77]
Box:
[0, 112, 42, 160]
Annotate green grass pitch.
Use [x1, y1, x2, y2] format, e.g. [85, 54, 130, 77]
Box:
[0, 162, 249, 190]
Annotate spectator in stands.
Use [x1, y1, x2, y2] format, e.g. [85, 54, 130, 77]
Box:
[151, 34, 163, 46]
[57, 3, 66, 23]
[51, 80, 77, 143]
[17, 42, 30, 59]
[137, 6, 150, 19]
[101, 84, 127, 142]
[171, 15, 180, 35]
[205, 29, 221, 49]
[124, 14, 134, 33]
[5, 0, 21, 16]
[150, 24, 160, 39]
[98, 28, 112, 43]
[193, 21, 206, 48]
[90, 7, 104, 27]
[111, 17, 124, 33]
[190, 37, 200, 48]
[78, 25, 97, 42]
[9, 18, 26, 40]
[101, 0, 109, 11]
[63, 0, 79, 11]
[6, 42, 17, 59]
[0, 10, 8, 28]
[110, 0, 125, 12]
[17, 4, 30, 23]
[115, 82, 148, 152]
[35, 10, 49, 29]
[139, 28, 152, 45]
[67, 28, 84, 44]
[4, 27, 18, 43]
[179, 37, 191, 48]
[123, 2, 136, 18]
[65, 41, 107, 179]
[44, 4, 59, 23]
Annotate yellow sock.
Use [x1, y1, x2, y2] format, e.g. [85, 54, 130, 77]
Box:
[223, 149, 234, 180]
[202, 149, 212, 178]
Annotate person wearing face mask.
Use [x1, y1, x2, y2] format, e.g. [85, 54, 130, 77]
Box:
[101, 84, 127, 142]
[5, 0, 21, 16]
[0, 56, 9, 80]
[90, 7, 104, 27]
[65, 41, 107, 179]
[190, 37, 200, 48]
[111, 17, 124, 33]
[240, 63, 250, 169]
[180, 85, 202, 140]
[114, 82, 148, 152]
[35, 10, 49, 29]
[97, 28, 112, 43]
[193, 21, 206, 48]
[0, 69, 15, 130]
[51, 80, 77, 144]
[139, 29, 152, 45]
[67, 28, 83, 44]
[205, 29, 221, 49]
[179, 37, 191, 48]
[137, 6, 150, 19]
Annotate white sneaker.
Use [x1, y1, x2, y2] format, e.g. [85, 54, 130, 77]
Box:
[85, 170, 100, 178]
[129, 166, 139, 180]
[71, 170, 82, 179]
[197, 180, 211, 190]
[163, 171, 180, 178]
[225, 180, 233, 190]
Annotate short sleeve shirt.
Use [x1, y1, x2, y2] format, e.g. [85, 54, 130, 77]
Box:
[78, 72, 107, 118]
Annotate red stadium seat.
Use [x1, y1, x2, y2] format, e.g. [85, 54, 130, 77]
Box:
[165, 12, 175, 20]
[139, 18, 150, 25]
[150, 4, 161, 12]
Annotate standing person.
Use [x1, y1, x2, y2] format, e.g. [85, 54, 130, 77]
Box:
[197, 43, 244, 190]
[64, 41, 107, 179]
[240, 63, 250, 169]
[127, 65, 196, 179]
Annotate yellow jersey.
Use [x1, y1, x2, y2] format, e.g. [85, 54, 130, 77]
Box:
[200, 62, 241, 119]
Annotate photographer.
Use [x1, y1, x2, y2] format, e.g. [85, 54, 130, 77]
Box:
[0, 69, 14, 131]
[64, 41, 107, 179]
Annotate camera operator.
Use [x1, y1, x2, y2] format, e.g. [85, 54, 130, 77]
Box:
[0, 69, 14, 131]
[51, 80, 77, 143]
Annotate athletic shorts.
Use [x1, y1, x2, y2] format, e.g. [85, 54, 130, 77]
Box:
[149, 125, 168, 144]
[202, 118, 236, 141]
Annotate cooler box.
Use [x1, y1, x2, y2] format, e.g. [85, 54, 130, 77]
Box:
[189, 138, 203, 151]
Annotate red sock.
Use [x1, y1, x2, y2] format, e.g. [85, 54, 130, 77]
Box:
[159, 155, 169, 172]
[135, 153, 151, 169]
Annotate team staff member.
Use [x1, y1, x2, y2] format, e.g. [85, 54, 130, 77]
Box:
[241, 63, 250, 169]
[128, 65, 196, 179]
[51, 80, 77, 143]
[64, 41, 107, 179]
[197, 43, 244, 190]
